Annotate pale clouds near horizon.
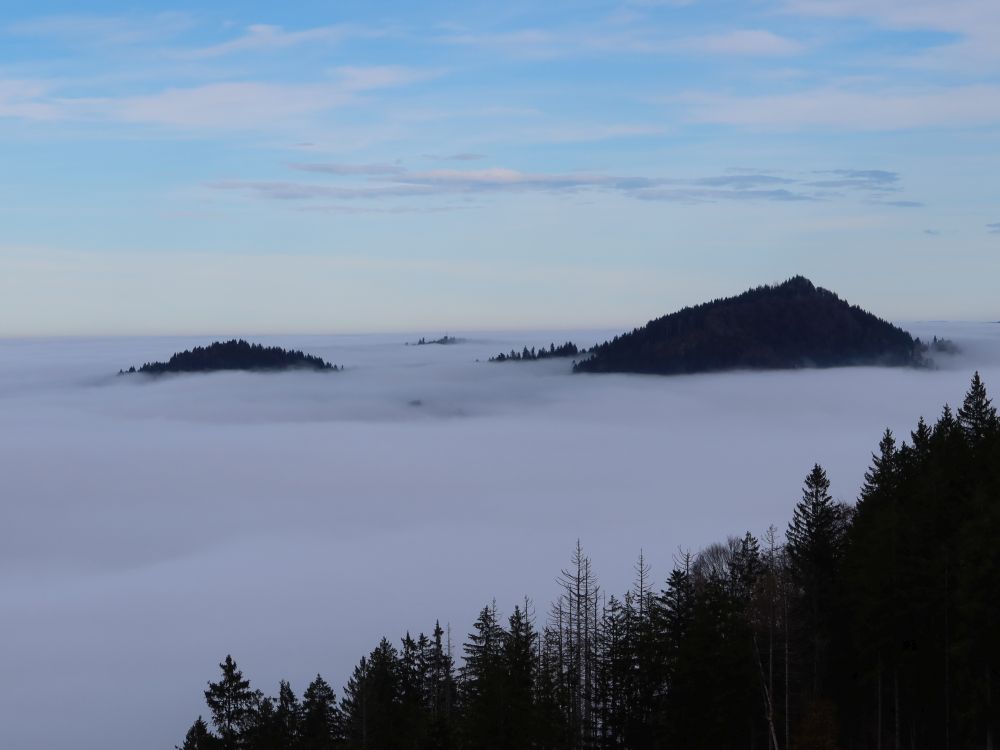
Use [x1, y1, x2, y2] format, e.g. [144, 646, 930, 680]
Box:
[1, 0, 1000, 333]
[2, 322, 1000, 749]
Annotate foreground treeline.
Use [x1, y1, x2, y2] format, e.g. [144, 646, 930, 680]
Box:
[179, 373, 1000, 750]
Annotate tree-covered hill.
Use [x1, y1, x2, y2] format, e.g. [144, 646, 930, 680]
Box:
[120, 339, 339, 375]
[575, 276, 923, 375]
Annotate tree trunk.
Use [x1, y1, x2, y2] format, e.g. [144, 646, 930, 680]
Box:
[877, 655, 882, 750]
[894, 668, 900, 750]
[785, 583, 791, 750]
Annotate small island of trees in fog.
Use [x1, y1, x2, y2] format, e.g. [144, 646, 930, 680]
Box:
[119, 339, 340, 375]
[489, 342, 585, 362]
[409, 335, 462, 346]
[177, 372, 999, 750]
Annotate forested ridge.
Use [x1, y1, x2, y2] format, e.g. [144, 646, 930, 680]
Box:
[575, 277, 924, 375]
[121, 340, 339, 375]
[178, 373, 1000, 750]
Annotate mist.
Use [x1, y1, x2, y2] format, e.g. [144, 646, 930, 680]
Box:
[2, 322, 998, 750]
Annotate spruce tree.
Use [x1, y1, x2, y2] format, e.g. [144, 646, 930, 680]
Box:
[423, 621, 457, 747]
[340, 639, 403, 750]
[786, 465, 844, 698]
[503, 604, 538, 746]
[910, 417, 932, 460]
[958, 371, 998, 444]
[300, 674, 340, 750]
[177, 716, 220, 750]
[274, 680, 301, 749]
[459, 603, 508, 749]
[204, 656, 257, 750]
[860, 429, 897, 505]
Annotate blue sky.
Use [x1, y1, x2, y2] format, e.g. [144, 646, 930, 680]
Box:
[2, 0, 999, 335]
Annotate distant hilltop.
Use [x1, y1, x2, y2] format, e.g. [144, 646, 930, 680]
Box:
[407, 335, 463, 346]
[575, 276, 935, 375]
[120, 339, 340, 375]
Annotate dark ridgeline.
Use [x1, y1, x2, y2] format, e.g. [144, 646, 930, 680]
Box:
[176, 373, 1000, 750]
[489, 341, 583, 362]
[575, 276, 923, 374]
[120, 339, 339, 375]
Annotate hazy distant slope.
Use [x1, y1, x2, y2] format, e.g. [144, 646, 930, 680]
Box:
[575, 276, 922, 375]
[124, 339, 337, 375]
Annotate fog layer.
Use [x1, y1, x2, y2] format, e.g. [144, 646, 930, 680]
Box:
[1, 323, 997, 749]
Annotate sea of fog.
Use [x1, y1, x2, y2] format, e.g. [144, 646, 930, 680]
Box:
[2, 322, 1000, 750]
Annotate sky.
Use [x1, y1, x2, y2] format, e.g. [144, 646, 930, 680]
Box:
[1, 323, 998, 750]
[2, 0, 1000, 335]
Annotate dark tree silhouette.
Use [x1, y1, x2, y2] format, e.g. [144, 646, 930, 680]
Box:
[204, 656, 258, 750]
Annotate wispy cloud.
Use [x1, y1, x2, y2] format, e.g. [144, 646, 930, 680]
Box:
[209, 163, 915, 207]
[290, 162, 406, 176]
[629, 187, 815, 202]
[96, 67, 433, 130]
[114, 82, 351, 129]
[683, 85, 1000, 131]
[782, 0, 1000, 71]
[0, 79, 62, 120]
[869, 198, 923, 208]
[440, 24, 801, 59]
[676, 29, 803, 57]
[438, 28, 557, 59]
[208, 180, 430, 201]
[423, 153, 486, 162]
[988, 222, 1000, 234]
[333, 65, 436, 91]
[807, 169, 900, 189]
[179, 23, 383, 59]
[7, 12, 192, 45]
[782, 0, 1000, 35]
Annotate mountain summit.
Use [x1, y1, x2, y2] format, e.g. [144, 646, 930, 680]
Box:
[574, 276, 923, 375]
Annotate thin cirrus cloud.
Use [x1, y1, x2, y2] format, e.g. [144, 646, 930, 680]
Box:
[988, 222, 1000, 234]
[0, 79, 62, 120]
[440, 24, 802, 59]
[115, 82, 352, 128]
[782, 0, 1000, 70]
[210, 164, 917, 207]
[683, 85, 1000, 130]
[422, 153, 486, 162]
[782, 0, 1000, 35]
[676, 29, 804, 56]
[177, 23, 385, 59]
[79, 67, 431, 130]
[805, 169, 900, 190]
[290, 162, 406, 176]
[6, 12, 192, 45]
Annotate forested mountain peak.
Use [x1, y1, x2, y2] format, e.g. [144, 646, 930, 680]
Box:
[575, 276, 923, 375]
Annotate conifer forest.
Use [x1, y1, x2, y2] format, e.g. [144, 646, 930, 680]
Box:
[177, 373, 1000, 750]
